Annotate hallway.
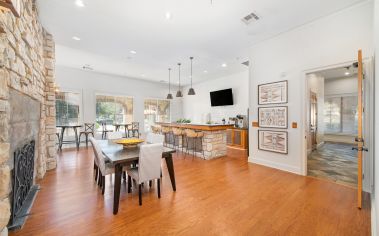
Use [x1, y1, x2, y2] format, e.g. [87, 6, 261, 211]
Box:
[308, 142, 357, 187]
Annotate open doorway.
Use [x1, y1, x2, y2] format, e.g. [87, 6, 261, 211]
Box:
[306, 65, 358, 187]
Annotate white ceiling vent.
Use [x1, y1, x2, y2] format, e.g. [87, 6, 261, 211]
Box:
[241, 12, 260, 25]
[82, 64, 94, 71]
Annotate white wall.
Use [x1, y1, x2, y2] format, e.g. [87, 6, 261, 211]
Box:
[55, 66, 183, 133]
[324, 76, 358, 96]
[182, 71, 249, 124]
[372, 0, 379, 235]
[248, 2, 374, 175]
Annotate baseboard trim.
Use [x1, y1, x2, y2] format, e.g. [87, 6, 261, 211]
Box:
[372, 196, 377, 236]
[248, 157, 302, 175]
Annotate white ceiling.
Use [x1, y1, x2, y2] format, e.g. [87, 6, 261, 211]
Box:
[315, 65, 358, 80]
[37, 0, 365, 85]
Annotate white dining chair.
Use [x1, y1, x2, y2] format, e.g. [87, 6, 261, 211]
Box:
[107, 131, 124, 140]
[127, 143, 163, 205]
[89, 137, 127, 195]
[146, 132, 165, 144]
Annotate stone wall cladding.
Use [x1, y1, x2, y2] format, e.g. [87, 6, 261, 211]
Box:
[0, 0, 56, 231]
[201, 131, 228, 160]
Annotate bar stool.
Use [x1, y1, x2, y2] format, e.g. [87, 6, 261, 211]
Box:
[151, 125, 161, 134]
[184, 129, 198, 158]
[195, 131, 205, 159]
[161, 126, 172, 147]
[172, 128, 184, 152]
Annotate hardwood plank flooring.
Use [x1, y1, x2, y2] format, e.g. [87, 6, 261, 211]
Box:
[10, 148, 370, 236]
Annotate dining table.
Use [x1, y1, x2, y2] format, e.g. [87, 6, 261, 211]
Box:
[56, 124, 82, 151]
[98, 140, 177, 214]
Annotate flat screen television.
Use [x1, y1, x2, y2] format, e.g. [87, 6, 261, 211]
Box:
[210, 88, 234, 106]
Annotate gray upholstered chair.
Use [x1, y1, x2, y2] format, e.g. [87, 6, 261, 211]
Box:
[106, 131, 124, 140]
[127, 143, 163, 205]
[146, 133, 165, 144]
[89, 137, 127, 195]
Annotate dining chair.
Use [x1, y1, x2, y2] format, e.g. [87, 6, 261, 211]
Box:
[101, 121, 113, 139]
[107, 131, 124, 140]
[128, 122, 140, 138]
[89, 137, 128, 195]
[127, 143, 163, 206]
[146, 133, 165, 144]
[89, 137, 100, 182]
[79, 123, 95, 147]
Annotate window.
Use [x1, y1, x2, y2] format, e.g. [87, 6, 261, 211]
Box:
[56, 91, 81, 126]
[96, 95, 133, 130]
[324, 96, 358, 134]
[144, 99, 170, 131]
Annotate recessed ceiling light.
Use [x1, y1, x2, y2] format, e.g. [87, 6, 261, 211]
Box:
[166, 12, 172, 20]
[345, 71, 350, 75]
[203, 70, 208, 73]
[141, 74, 145, 77]
[221, 63, 227, 67]
[75, 0, 85, 7]
[130, 50, 137, 54]
[72, 36, 81, 41]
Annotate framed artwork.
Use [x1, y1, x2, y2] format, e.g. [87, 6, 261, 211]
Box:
[258, 80, 288, 105]
[258, 106, 288, 129]
[258, 130, 288, 154]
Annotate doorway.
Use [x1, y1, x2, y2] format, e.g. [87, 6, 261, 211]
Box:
[306, 65, 359, 187]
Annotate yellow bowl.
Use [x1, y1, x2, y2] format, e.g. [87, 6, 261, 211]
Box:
[114, 138, 144, 147]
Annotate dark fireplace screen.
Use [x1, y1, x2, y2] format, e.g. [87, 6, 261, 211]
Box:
[11, 140, 35, 225]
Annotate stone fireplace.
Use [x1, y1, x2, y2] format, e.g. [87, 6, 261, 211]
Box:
[0, 0, 57, 233]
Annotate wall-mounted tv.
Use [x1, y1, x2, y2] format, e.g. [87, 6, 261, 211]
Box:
[210, 88, 234, 107]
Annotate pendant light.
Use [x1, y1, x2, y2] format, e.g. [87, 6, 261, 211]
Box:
[188, 57, 196, 95]
[166, 68, 173, 99]
[176, 63, 183, 97]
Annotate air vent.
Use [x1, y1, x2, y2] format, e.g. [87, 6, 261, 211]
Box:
[82, 64, 93, 71]
[241, 12, 260, 25]
[242, 61, 249, 66]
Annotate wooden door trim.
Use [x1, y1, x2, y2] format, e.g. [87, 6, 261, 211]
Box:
[357, 49, 363, 209]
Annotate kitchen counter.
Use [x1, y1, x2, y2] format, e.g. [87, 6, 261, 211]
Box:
[157, 122, 233, 160]
[156, 122, 234, 131]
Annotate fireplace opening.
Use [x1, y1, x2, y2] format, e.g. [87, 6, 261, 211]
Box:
[8, 140, 40, 231]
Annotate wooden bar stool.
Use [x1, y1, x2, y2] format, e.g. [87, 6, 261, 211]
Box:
[184, 129, 198, 158]
[172, 128, 184, 152]
[161, 126, 172, 147]
[195, 131, 205, 159]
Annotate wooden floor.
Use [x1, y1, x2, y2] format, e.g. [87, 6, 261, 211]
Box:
[10, 147, 370, 236]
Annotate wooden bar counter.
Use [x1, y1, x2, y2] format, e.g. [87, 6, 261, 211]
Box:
[157, 122, 234, 160]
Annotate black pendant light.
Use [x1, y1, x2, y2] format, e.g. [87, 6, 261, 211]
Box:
[176, 63, 183, 97]
[188, 57, 196, 95]
[166, 68, 173, 99]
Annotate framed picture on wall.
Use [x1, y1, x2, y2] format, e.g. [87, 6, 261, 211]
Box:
[258, 80, 288, 105]
[258, 106, 288, 129]
[258, 130, 288, 154]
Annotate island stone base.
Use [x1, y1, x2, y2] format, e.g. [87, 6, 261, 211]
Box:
[181, 130, 227, 160]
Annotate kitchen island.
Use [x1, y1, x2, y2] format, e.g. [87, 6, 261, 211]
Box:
[157, 123, 234, 160]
